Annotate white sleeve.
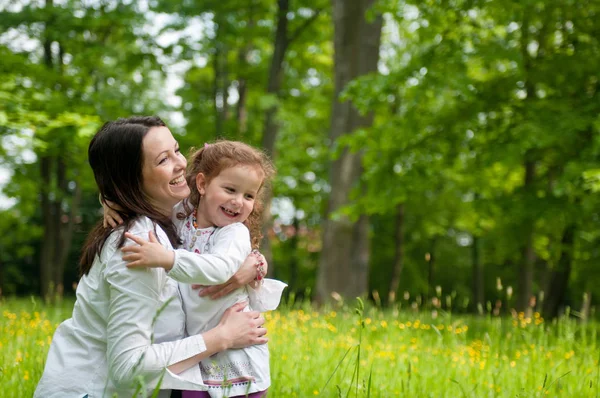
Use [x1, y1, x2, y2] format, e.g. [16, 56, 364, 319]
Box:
[104, 225, 208, 390]
[248, 278, 288, 312]
[167, 223, 251, 285]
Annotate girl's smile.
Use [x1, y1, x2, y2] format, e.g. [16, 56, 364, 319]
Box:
[195, 165, 264, 228]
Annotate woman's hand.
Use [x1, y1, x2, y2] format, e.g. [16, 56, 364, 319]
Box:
[102, 198, 124, 228]
[192, 251, 268, 299]
[121, 231, 175, 270]
[217, 301, 267, 349]
[169, 301, 267, 374]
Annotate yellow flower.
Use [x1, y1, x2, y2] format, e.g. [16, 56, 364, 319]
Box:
[313, 390, 319, 395]
[565, 350, 575, 359]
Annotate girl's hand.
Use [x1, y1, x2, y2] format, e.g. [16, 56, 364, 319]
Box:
[121, 231, 175, 270]
[102, 198, 124, 228]
[193, 251, 268, 299]
[217, 301, 267, 349]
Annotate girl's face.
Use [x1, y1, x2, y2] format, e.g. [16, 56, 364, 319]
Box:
[141, 126, 190, 215]
[195, 165, 263, 228]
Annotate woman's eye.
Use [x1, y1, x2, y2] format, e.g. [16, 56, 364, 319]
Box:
[175, 147, 181, 153]
[159, 157, 168, 165]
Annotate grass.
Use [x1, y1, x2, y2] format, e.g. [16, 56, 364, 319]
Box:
[1, 296, 599, 397]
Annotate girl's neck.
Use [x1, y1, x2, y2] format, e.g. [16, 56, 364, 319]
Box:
[193, 207, 213, 229]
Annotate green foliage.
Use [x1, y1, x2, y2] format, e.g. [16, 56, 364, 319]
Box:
[339, 0, 600, 310]
[0, 0, 599, 314]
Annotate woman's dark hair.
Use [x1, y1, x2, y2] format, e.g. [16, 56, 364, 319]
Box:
[79, 116, 180, 276]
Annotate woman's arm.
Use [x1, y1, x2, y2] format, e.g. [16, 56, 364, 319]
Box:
[194, 251, 267, 299]
[167, 301, 266, 374]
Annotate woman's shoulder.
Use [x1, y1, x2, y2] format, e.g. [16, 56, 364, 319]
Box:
[130, 217, 172, 247]
[105, 217, 172, 250]
[99, 216, 173, 268]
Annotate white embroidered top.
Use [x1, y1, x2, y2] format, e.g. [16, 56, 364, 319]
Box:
[167, 202, 287, 397]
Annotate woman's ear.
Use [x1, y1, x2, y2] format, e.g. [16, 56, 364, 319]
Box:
[196, 173, 206, 195]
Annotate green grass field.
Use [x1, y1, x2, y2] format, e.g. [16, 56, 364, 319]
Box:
[1, 297, 599, 397]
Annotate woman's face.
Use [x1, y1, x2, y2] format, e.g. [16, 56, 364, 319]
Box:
[141, 126, 190, 215]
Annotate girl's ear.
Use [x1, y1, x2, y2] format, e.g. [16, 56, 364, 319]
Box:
[196, 173, 207, 195]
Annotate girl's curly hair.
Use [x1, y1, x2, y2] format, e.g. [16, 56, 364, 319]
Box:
[178, 140, 275, 249]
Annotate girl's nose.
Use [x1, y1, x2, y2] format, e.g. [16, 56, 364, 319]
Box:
[231, 195, 242, 206]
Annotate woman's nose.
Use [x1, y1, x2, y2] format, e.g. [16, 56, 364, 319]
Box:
[176, 154, 187, 169]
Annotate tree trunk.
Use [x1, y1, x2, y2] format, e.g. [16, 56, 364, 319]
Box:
[0, 258, 3, 297]
[40, 153, 81, 299]
[515, 9, 539, 315]
[39, 2, 78, 299]
[315, 0, 382, 302]
[40, 155, 56, 299]
[542, 224, 575, 319]
[40, 1, 55, 298]
[388, 203, 405, 304]
[259, 0, 290, 270]
[516, 159, 536, 314]
[581, 291, 591, 322]
[55, 171, 82, 296]
[259, 2, 324, 270]
[236, 74, 248, 136]
[472, 234, 485, 313]
[213, 42, 224, 137]
[288, 215, 300, 292]
[262, 0, 289, 157]
[235, 4, 256, 138]
[426, 238, 437, 305]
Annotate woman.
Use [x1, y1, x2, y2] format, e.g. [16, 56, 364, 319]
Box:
[34, 116, 268, 398]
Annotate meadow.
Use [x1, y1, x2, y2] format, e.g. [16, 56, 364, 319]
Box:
[1, 297, 599, 397]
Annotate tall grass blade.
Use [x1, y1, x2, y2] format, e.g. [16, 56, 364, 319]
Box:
[366, 364, 373, 398]
[450, 379, 468, 398]
[322, 345, 356, 391]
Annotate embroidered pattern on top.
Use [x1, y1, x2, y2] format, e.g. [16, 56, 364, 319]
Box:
[201, 359, 256, 387]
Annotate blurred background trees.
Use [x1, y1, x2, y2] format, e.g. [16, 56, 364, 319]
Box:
[1, 0, 599, 319]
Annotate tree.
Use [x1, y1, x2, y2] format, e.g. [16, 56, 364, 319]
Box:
[315, 0, 383, 302]
[0, 0, 165, 298]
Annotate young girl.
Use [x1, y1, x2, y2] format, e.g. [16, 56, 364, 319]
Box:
[120, 140, 286, 398]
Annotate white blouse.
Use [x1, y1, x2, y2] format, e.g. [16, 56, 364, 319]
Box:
[34, 217, 211, 398]
[168, 206, 287, 397]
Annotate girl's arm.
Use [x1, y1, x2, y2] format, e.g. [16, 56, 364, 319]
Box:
[122, 224, 252, 285]
[122, 224, 285, 308]
[107, 200, 262, 288]
[106, 224, 267, 390]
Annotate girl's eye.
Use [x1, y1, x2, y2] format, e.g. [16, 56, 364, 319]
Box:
[245, 194, 254, 200]
[225, 187, 235, 193]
